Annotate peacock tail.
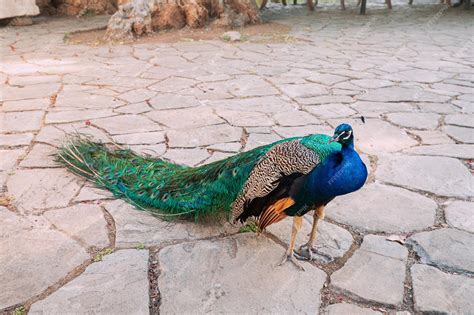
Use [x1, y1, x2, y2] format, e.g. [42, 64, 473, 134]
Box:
[56, 133, 340, 222]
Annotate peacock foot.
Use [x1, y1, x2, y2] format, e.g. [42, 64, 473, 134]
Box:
[294, 244, 316, 261]
[278, 252, 306, 271]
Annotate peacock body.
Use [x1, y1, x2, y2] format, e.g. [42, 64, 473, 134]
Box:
[58, 123, 367, 267]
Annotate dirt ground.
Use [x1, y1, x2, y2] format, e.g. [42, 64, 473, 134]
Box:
[65, 21, 294, 45]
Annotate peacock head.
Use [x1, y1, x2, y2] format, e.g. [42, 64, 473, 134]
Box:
[330, 123, 354, 146]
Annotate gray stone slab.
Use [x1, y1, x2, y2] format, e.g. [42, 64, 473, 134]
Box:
[386, 112, 440, 130]
[323, 303, 382, 315]
[43, 204, 109, 249]
[7, 168, 82, 213]
[112, 131, 166, 145]
[445, 201, 474, 233]
[356, 86, 450, 103]
[92, 114, 162, 135]
[29, 249, 149, 315]
[0, 133, 34, 146]
[445, 114, 474, 128]
[0, 111, 44, 132]
[147, 106, 224, 129]
[272, 110, 321, 126]
[443, 125, 474, 143]
[0, 148, 25, 171]
[328, 183, 436, 233]
[163, 148, 210, 166]
[331, 235, 408, 306]
[167, 124, 242, 148]
[409, 131, 454, 145]
[404, 144, 474, 159]
[159, 234, 326, 313]
[103, 200, 237, 247]
[408, 229, 474, 274]
[19, 144, 58, 168]
[411, 264, 474, 314]
[267, 218, 353, 263]
[0, 207, 88, 309]
[376, 155, 474, 198]
[216, 109, 274, 127]
[245, 133, 282, 151]
[45, 109, 116, 124]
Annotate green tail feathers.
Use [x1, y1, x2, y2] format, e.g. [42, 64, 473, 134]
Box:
[56, 138, 274, 221]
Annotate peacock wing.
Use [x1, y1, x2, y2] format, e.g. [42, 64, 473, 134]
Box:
[231, 139, 320, 223]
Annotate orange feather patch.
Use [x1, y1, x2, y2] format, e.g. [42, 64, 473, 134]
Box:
[257, 197, 295, 230]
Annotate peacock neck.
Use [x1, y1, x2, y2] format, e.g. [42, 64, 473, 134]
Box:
[340, 136, 355, 150]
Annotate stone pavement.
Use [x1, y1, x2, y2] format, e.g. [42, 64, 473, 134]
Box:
[1, 3, 473, 314]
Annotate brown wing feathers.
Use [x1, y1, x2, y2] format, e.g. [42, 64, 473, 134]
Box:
[257, 197, 295, 230]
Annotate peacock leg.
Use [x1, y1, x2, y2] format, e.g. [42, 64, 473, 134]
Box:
[296, 206, 325, 261]
[278, 216, 305, 271]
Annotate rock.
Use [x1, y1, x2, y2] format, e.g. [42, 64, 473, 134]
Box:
[307, 73, 347, 85]
[445, 201, 474, 233]
[216, 109, 274, 127]
[407, 229, 474, 274]
[411, 264, 474, 314]
[112, 131, 166, 145]
[323, 303, 382, 314]
[298, 95, 353, 105]
[45, 109, 116, 124]
[376, 155, 474, 198]
[1, 83, 60, 101]
[356, 86, 450, 103]
[0, 0, 39, 19]
[327, 119, 417, 154]
[7, 168, 82, 213]
[383, 69, 453, 83]
[0, 148, 25, 171]
[29, 250, 149, 315]
[331, 235, 408, 306]
[163, 148, 210, 166]
[279, 83, 328, 99]
[43, 204, 109, 249]
[19, 144, 58, 168]
[148, 94, 199, 110]
[0, 111, 43, 133]
[443, 125, 474, 143]
[409, 130, 454, 145]
[222, 31, 241, 41]
[208, 96, 295, 114]
[267, 218, 353, 263]
[0, 207, 88, 309]
[167, 124, 242, 148]
[272, 110, 321, 126]
[245, 133, 281, 150]
[445, 114, 474, 128]
[350, 79, 393, 89]
[305, 104, 357, 119]
[118, 88, 156, 103]
[103, 200, 237, 247]
[386, 113, 440, 130]
[74, 185, 112, 202]
[129, 144, 167, 157]
[328, 184, 436, 233]
[0, 133, 34, 146]
[55, 91, 124, 109]
[404, 144, 474, 159]
[9, 16, 33, 26]
[273, 125, 333, 138]
[92, 114, 162, 135]
[158, 234, 326, 313]
[147, 106, 224, 129]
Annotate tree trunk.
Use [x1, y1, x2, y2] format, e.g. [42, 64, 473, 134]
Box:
[104, 0, 260, 40]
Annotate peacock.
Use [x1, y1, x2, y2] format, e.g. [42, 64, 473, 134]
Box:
[57, 123, 367, 270]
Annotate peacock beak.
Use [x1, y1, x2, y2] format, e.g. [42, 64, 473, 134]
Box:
[329, 134, 340, 143]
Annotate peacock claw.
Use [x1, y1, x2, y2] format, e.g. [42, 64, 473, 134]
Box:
[295, 244, 316, 261]
[278, 253, 306, 271]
